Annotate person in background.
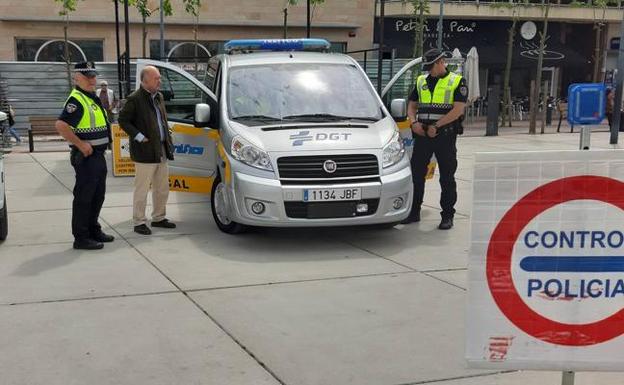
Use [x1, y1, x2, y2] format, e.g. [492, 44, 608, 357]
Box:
[606, 88, 614, 130]
[402, 48, 468, 230]
[55, 62, 114, 250]
[96, 80, 117, 121]
[118, 66, 176, 236]
[7, 105, 21, 144]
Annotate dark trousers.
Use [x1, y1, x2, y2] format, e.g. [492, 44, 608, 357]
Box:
[409, 132, 458, 219]
[71, 148, 107, 241]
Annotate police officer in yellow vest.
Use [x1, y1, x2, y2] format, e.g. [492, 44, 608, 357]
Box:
[402, 49, 468, 230]
[55, 62, 114, 250]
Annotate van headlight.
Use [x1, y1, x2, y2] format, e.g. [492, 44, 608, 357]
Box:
[231, 136, 273, 171]
[382, 131, 405, 168]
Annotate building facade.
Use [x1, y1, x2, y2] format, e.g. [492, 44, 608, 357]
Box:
[0, 0, 375, 62]
[377, 0, 624, 98]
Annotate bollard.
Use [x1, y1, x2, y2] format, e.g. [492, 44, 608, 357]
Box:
[546, 98, 553, 126]
[486, 86, 500, 136]
[562, 371, 575, 385]
[579, 126, 591, 150]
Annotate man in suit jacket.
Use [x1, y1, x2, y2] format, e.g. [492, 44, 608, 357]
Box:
[118, 66, 176, 235]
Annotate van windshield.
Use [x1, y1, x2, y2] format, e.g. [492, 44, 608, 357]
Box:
[227, 63, 383, 125]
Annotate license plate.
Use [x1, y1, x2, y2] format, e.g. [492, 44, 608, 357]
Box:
[303, 188, 361, 202]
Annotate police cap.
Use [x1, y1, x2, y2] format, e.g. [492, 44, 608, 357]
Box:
[74, 61, 98, 77]
[422, 49, 450, 71]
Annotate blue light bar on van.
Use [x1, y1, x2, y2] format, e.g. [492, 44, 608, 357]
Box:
[224, 39, 331, 54]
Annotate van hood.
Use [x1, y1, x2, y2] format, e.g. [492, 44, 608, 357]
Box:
[229, 118, 397, 152]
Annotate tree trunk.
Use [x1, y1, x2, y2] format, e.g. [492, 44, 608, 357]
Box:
[417, 0, 425, 58]
[64, 17, 72, 92]
[283, 7, 288, 38]
[502, 17, 517, 127]
[142, 15, 147, 58]
[592, 23, 602, 82]
[529, 2, 550, 134]
[541, 81, 549, 134]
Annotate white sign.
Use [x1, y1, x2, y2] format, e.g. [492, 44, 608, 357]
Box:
[466, 150, 624, 371]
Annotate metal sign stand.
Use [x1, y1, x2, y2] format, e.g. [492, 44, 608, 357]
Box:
[562, 371, 575, 385]
[561, 112, 591, 385]
[579, 125, 591, 150]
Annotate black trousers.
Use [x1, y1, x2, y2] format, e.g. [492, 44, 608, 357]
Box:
[409, 132, 458, 219]
[71, 148, 107, 241]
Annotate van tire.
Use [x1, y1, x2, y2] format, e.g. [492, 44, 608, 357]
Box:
[210, 175, 246, 234]
[0, 197, 7, 241]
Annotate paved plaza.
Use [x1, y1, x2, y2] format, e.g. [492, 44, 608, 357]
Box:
[1, 129, 623, 385]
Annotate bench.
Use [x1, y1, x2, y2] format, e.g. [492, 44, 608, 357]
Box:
[28, 116, 61, 152]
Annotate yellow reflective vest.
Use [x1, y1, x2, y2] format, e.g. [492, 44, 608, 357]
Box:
[66, 88, 110, 146]
[416, 72, 462, 125]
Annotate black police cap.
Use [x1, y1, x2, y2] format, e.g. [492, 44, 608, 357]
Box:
[74, 61, 98, 77]
[422, 49, 450, 70]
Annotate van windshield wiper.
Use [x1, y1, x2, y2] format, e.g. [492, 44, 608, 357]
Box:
[282, 113, 379, 122]
[232, 115, 283, 122]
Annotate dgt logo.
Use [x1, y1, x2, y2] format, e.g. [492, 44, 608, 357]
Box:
[174, 144, 204, 155]
[289, 131, 352, 147]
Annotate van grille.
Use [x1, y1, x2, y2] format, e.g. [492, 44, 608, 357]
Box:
[277, 154, 378, 179]
[284, 199, 380, 219]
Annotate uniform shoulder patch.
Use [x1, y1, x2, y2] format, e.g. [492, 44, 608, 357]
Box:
[459, 86, 468, 96]
[65, 103, 78, 113]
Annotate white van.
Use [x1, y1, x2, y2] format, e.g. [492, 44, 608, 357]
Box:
[137, 39, 413, 233]
[0, 110, 7, 240]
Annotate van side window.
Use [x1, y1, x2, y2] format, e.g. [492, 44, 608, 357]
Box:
[158, 66, 216, 123]
[206, 58, 219, 92]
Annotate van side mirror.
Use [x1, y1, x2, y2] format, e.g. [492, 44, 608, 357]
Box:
[390, 99, 407, 121]
[194, 103, 211, 128]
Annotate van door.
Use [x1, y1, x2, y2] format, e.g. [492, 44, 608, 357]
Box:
[135, 59, 219, 194]
[381, 57, 436, 180]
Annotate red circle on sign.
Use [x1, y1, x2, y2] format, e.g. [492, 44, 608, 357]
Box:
[486, 175, 624, 346]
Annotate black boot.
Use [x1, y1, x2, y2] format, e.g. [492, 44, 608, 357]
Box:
[91, 231, 115, 243]
[438, 217, 454, 230]
[73, 238, 104, 250]
[400, 209, 421, 225]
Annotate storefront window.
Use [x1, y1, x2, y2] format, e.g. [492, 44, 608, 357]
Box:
[149, 40, 223, 61]
[16, 39, 103, 62]
[330, 42, 347, 53]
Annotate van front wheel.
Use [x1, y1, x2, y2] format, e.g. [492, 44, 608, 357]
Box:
[210, 175, 246, 234]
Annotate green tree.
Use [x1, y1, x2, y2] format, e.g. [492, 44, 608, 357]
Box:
[124, 0, 173, 58]
[491, 1, 525, 127]
[54, 0, 84, 91]
[409, 0, 429, 60]
[182, 0, 202, 75]
[283, 0, 325, 38]
[529, 0, 551, 135]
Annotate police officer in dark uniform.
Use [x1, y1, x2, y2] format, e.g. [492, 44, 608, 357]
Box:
[402, 49, 468, 230]
[55, 62, 114, 250]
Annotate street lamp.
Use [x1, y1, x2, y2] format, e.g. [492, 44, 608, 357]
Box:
[114, 0, 122, 98]
[307, 0, 311, 38]
[377, 0, 385, 94]
[160, 0, 165, 60]
[437, 0, 444, 50]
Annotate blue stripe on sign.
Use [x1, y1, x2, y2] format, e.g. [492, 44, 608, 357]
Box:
[520, 256, 624, 272]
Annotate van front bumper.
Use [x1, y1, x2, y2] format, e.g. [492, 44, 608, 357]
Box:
[226, 166, 413, 227]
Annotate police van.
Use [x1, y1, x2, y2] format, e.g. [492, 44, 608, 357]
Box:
[137, 39, 413, 233]
[0, 111, 8, 240]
